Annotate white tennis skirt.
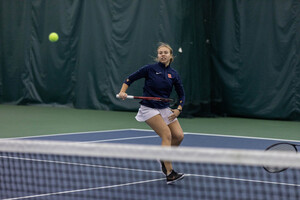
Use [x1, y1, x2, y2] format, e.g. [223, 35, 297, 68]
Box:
[135, 105, 177, 125]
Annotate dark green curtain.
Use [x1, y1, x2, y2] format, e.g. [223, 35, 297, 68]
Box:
[0, 0, 208, 113]
[1, 0, 300, 120]
[210, 0, 300, 120]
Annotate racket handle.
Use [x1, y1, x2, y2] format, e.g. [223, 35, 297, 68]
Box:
[116, 94, 134, 99]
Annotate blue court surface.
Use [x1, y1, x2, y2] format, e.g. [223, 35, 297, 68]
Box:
[3, 129, 300, 200]
[16, 128, 300, 150]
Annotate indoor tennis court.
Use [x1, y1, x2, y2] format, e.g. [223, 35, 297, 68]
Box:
[1, 105, 300, 199]
[1, 0, 300, 199]
[2, 127, 300, 199]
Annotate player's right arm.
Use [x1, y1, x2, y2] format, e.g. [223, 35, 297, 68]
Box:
[118, 83, 129, 100]
[118, 65, 149, 100]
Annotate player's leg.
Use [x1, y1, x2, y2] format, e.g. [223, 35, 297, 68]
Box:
[146, 114, 173, 174]
[165, 119, 184, 184]
[146, 115, 184, 184]
[168, 120, 184, 146]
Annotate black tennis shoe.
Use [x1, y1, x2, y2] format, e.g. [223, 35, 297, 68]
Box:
[166, 170, 184, 184]
[158, 161, 167, 175]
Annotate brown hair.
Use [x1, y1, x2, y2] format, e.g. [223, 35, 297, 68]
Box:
[155, 42, 174, 64]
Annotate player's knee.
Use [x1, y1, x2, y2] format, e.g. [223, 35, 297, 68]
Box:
[178, 133, 184, 142]
[164, 132, 172, 142]
[174, 132, 184, 143]
[160, 130, 172, 144]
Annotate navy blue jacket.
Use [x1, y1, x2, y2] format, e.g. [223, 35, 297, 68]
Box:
[124, 62, 185, 109]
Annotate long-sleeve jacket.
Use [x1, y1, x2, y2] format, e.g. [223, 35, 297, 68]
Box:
[124, 62, 185, 109]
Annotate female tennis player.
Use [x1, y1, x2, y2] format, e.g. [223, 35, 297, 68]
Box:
[118, 42, 185, 184]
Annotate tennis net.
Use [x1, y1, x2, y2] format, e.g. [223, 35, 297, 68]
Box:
[1, 139, 300, 200]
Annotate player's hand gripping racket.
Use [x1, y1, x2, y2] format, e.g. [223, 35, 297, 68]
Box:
[116, 94, 174, 102]
[263, 142, 299, 173]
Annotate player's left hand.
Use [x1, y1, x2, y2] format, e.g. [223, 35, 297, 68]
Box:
[168, 109, 180, 121]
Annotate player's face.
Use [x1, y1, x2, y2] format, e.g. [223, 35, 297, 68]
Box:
[157, 47, 172, 66]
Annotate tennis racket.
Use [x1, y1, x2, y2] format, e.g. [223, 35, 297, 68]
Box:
[116, 94, 174, 102]
[263, 142, 299, 173]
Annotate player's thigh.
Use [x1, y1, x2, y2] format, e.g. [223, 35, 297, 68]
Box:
[146, 114, 171, 139]
[168, 120, 184, 140]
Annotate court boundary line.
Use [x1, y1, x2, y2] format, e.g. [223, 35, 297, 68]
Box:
[80, 135, 159, 143]
[0, 155, 162, 174]
[3, 129, 144, 140]
[130, 128, 300, 143]
[2, 154, 164, 200]
[4, 128, 300, 143]
[186, 174, 300, 187]
[3, 154, 300, 199]
[5, 178, 165, 200]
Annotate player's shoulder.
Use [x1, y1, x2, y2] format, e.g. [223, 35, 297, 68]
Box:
[140, 63, 160, 72]
[145, 63, 159, 68]
[167, 66, 181, 80]
[141, 63, 156, 69]
[168, 66, 179, 74]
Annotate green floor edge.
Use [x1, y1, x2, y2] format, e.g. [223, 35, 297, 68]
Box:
[1, 104, 300, 141]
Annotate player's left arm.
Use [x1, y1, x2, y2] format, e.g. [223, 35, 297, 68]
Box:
[168, 72, 185, 120]
[173, 73, 185, 112]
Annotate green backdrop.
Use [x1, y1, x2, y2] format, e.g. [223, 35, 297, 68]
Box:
[210, 0, 300, 120]
[1, 0, 300, 120]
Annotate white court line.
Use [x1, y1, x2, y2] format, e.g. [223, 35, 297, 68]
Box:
[4, 128, 300, 143]
[1, 155, 163, 200]
[3, 155, 300, 199]
[186, 173, 300, 187]
[184, 132, 300, 143]
[4, 129, 158, 143]
[80, 135, 159, 143]
[0, 155, 161, 174]
[4, 178, 165, 200]
[131, 128, 300, 143]
[3, 129, 139, 140]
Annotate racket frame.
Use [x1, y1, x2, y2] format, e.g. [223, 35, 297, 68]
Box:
[116, 94, 174, 102]
[263, 142, 298, 173]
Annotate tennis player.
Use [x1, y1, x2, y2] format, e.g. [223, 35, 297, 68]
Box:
[118, 42, 185, 184]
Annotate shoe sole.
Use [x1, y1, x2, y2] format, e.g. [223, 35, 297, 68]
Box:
[166, 174, 185, 184]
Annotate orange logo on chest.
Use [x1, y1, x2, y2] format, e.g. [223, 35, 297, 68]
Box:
[168, 74, 172, 78]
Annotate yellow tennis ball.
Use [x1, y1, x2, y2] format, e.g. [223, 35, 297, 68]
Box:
[49, 32, 59, 42]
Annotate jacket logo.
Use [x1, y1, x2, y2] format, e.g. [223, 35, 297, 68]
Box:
[168, 74, 172, 78]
